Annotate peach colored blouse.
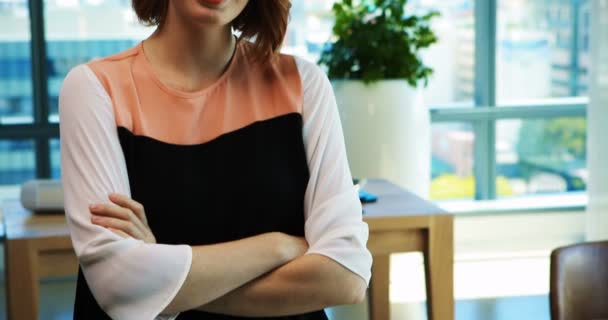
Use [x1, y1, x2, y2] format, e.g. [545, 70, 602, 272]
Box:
[59, 40, 372, 320]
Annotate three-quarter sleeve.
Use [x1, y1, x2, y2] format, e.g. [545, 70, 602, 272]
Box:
[59, 65, 192, 320]
[296, 57, 373, 285]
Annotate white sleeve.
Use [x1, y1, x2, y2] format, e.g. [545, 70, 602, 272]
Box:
[295, 57, 373, 285]
[59, 65, 192, 320]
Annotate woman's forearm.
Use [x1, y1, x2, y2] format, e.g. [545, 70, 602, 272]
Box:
[162, 232, 305, 314]
[196, 254, 367, 317]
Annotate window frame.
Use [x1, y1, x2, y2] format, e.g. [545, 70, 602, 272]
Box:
[430, 0, 588, 201]
[4, 0, 589, 202]
[2, 0, 58, 180]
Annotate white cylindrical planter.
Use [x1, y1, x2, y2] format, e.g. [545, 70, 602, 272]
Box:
[333, 80, 430, 199]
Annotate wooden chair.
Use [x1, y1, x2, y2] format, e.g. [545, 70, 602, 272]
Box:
[550, 241, 608, 320]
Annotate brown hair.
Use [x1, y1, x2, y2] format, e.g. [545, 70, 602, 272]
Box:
[132, 0, 291, 63]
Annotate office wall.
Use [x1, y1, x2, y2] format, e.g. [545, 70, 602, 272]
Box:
[586, 0, 608, 240]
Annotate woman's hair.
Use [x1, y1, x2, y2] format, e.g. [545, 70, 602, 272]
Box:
[132, 0, 291, 63]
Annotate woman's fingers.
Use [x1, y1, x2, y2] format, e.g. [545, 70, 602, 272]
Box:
[90, 204, 148, 237]
[90, 204, 146, 233]
[90, 200, 157, 244]
[108, 193, 148, 224]
[91, 215, 145, 240]
[108, 227, 130, 238]
[90, 196, 156, 244]
[89, 203, 130, 220]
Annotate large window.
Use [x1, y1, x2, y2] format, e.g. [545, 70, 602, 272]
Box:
[50, 138, 59, 179]
[0, 1, 38, 182]
[283, 0, 335, 61]
[0, 139, 36, 184]
[0, 0, 32, 124]
[44, 0, 153, 121]
[431, 123, 476, 200]
[496, 0, 591, 102]
[1, 0, 591, 206]
[43, 0, 153, 178]
[431, 0, 589, 201]
[496, 117, 586, 197]
[407, 0, 476, 106]
[0, 0, 153, 185]
[288, 0, 591, 201]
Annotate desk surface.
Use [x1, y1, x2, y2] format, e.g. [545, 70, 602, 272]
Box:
[362, 179, 447, 217]
[2, 200, 67, 240]
[1, 179, 448, 241]
[2, 180, 454, 320]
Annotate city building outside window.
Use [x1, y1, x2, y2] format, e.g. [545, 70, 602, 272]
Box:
[0, 0, 590, 204]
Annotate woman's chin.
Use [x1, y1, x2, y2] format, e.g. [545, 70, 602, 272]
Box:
[172, 0, 248, 28]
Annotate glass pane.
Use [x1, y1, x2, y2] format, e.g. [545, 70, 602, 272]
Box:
[496, 117, 587, 197]
[496, 0, 593, 103]
[431, 122, 475, 200]
[45, 0, 154, 122]
[50, 138, 60, 179]
[284, 0, 335, 61]
[408, 0, 476, 107]
[287, 0, 475, 107]
[0, 0, 33, 124]
[0, 139, 36, 185]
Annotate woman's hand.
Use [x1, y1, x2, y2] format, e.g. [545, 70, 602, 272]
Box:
[89, 194, 156, 244]
[89, 195, 308, 260]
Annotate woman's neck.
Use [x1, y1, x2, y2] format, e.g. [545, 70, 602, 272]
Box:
[142, 11, 236, 92]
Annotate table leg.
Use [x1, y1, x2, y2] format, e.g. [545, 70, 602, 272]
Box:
[424, 216, 454, 320]
[6, 239, 39, 320]
[369, 254, 390, 320]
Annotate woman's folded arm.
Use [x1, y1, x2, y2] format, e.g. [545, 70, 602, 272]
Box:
[161, 232, 307, 315]
[198, 253, 366, 317]
[60, 65, 305, 320]
[197, 56, 373, 317]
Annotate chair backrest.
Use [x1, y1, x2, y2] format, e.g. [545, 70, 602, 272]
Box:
[550, 241, 608, 320]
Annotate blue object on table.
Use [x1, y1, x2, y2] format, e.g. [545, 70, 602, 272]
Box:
[359, 190, 378, 203]
[354, 178, 378, 203]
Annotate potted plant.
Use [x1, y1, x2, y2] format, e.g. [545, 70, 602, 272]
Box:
[319, 0, 439, 198]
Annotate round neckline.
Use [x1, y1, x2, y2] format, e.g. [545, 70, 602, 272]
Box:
[138, 37, 240, 99]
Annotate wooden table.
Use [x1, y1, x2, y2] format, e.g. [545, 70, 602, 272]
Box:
[363, 179, 454, 320]
[2, 179, 453, 320]
[2, 200, 77, 320]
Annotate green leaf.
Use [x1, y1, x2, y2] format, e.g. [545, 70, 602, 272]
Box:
[318, 0, 439, 88]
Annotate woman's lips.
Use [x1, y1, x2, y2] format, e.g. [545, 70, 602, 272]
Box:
[200, 0, 224, 6]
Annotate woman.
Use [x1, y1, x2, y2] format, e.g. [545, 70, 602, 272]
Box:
[59, 1, 372, 319]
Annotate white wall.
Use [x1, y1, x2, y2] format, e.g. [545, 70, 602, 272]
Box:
[586, 0, 608, 241]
